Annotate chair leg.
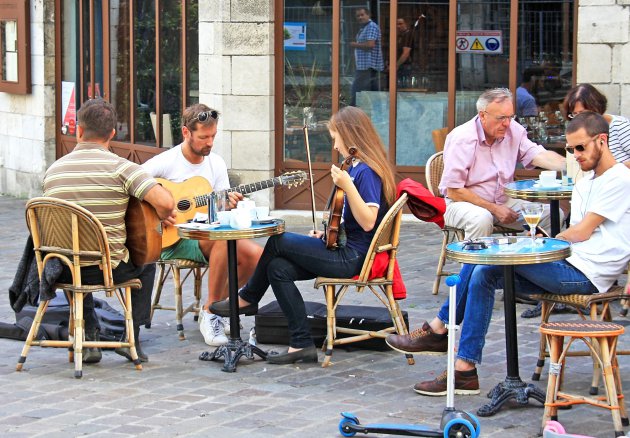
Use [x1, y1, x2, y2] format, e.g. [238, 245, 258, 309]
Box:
[16, 299, 49, 371]
[73, 293, 84, 379]
[433, 230, 450, 295]
[612, 352, 629, 426]
[542, 334, 563, 431]
[149, 262, 169, 328]
[65, 290, 75, 363]
[172, 266, 186, 340]
[322, 285, 335, 368]
[119, 286, 142, 370]
[387, 294, 415, 366]
[598, 336, 624, 435]
[533, 301, 553, 381]
[193, 266, 203, 321]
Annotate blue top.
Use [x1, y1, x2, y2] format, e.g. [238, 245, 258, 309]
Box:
[344, 161, 388, 254]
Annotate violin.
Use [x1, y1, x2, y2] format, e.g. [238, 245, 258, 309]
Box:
[324, 147, 357, 249]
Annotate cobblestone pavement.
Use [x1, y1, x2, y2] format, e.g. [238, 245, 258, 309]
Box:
[0, 195, 628, 437]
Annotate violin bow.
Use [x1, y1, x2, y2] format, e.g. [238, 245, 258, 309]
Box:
[303, 125, 318, 232]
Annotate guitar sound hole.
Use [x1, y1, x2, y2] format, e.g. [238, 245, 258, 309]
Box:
[177, 200, 191, 212]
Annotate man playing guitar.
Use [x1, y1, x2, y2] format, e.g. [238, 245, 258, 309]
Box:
[142, 104, 263, 346]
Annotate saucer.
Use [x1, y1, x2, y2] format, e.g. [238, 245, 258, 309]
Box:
[533, 180, 562, 189]
[252, 217, 276, 225]
[176, 222, 220, 230]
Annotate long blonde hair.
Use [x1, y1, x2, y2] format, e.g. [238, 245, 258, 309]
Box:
[328, 107, 396, 206]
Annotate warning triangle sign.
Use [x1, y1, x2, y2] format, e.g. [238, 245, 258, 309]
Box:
[471, 38, 484, 50]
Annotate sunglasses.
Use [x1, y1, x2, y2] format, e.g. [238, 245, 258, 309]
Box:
[193, 110, 218, 123]
[565, 135, 600, 154]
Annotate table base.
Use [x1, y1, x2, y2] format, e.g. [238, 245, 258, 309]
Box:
[477, 377, 546, 417]
[200, 339, 267, 373]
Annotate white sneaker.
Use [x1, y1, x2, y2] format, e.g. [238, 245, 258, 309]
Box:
[199, 311, 228, 346]
[221, 316, 243, 335]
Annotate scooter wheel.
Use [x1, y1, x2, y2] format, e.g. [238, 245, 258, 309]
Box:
[444, 418, 477, 438]
[468, 413, 481, 435]
[338, 417, 358, 437]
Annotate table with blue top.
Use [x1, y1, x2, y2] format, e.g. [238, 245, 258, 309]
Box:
[504, 179, 573, 237]
[446, 236, 571, 416]
[178, 220, 285, 372]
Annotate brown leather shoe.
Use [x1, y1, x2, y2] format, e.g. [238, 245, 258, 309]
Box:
[413, 369, 480, 396]
[385, 321, 448, 355]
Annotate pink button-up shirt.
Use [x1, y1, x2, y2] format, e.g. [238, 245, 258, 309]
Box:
[439, 116, 545, 205]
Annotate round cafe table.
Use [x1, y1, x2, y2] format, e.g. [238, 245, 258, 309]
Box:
[446, 236, 571, 416]
[178, 220, 285, 372]
[503, 179, 572, 237]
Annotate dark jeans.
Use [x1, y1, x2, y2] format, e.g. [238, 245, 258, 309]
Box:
[351, 68, 380, 106]
[239, 232, 365, 348]
[59, 261, 156, 331]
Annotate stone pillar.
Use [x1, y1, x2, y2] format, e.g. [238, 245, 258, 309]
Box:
[577, 0, 630, 115]
[198, 0, 275, 208]
[0, 0, 56, 197]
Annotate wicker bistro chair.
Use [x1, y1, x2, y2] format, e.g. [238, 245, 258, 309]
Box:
[425, 151, 517, 295]
[314, 193, 414, 368]
[540, 320, 628, 436]
[16, 197, 143, 378]
[149, 258, 207, 340]
[532, 286, 630, 395]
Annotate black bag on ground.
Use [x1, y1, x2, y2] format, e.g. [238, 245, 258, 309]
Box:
[254, 301, 409, 351]
[0, 294, 125, 341]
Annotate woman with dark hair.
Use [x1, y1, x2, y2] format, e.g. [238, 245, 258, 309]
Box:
[211, 106, 396, 364]
[563, 84, 630, 167]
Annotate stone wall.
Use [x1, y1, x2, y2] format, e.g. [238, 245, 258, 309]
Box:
[198, 0, 276, 207]
[0, 0, 55, 197]
[577, 0, 630, 115]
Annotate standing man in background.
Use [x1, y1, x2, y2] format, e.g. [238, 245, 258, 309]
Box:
[350, 7, 384, 106]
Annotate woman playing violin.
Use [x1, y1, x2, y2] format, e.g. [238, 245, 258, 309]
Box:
[211, 106, 396, 364]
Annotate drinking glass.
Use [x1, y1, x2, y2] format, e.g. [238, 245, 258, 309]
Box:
[522, 203, 544, 246]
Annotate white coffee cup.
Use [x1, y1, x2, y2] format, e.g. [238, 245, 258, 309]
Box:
[230, 209, 252, 229]
[255, 206, 270, 219]
[539, 170, 557, 186]
[217, 211, 232, 226]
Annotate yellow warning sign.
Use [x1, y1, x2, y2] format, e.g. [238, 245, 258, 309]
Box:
[471, 38, 484, 51]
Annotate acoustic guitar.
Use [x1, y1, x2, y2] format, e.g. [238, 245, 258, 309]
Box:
[125, 171, 307, 265]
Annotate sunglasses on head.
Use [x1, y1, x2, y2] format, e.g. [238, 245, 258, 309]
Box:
[193, 110, 218, 123]
[565, 135, 600, 154]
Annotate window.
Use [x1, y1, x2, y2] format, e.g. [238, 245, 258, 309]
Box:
[0, 0, 30, 94]
[58, 0, 198, 153]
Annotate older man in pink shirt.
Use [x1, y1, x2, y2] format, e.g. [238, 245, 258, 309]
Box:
[439, 88, 566, 238]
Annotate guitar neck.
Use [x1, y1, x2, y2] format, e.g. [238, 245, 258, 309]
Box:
[195, 177, 285, 208]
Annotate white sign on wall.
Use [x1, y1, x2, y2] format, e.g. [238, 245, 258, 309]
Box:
[455, 30, 503, 54]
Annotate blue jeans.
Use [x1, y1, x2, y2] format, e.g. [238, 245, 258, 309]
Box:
[239, 232, 365, 348]
[437, 260, 597, 365]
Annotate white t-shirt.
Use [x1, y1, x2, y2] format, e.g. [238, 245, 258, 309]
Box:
[142, 144, 230, 192]
[566, 163, 630, 292]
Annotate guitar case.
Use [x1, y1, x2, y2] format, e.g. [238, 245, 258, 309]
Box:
[254, 301, 409, 351]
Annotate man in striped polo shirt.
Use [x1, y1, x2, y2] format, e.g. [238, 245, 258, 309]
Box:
[43, 99, 176, 364]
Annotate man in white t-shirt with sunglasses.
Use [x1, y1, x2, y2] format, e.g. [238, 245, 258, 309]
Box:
[386, 111, 630, 396]
[143, 104, 263, 346]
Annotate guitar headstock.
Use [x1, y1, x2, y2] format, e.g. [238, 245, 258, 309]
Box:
[279, 171, 308, 188]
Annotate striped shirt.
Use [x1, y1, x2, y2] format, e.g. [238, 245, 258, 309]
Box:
[43, 142, 157, 266]
[609, 114, 630, 164]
